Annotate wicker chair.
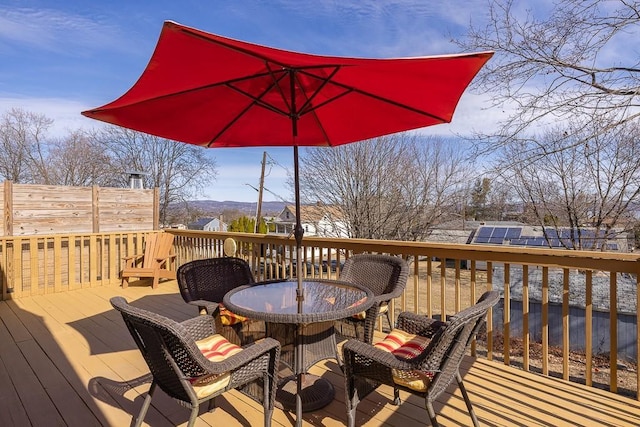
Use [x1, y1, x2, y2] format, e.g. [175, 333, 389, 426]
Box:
[335, 254, 409, 344]
[177, 257, 264, 345]
[110, 296, 280, 427]
[343, 290, 500, 427]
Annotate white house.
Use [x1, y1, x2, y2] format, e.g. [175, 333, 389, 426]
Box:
[270, 204, 349, 238]
[188, 217, 228, 232]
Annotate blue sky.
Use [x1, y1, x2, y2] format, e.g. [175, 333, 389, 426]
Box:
[0, 0, 503, 202]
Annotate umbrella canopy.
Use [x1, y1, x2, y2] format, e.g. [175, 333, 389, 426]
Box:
[82, 20, 492, 293]
[82, 21, 492, 148]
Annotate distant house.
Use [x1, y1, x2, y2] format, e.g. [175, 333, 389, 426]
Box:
[188, 217, 228, 232]
[270, 204, 349, 238]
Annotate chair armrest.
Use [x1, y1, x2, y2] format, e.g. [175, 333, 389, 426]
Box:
[187, 300, 219, 315]
[122, 253, 145, 268]
[373, 287, 404, 305]
[396, 312, 447, 338]
[156, 253, 177, 262]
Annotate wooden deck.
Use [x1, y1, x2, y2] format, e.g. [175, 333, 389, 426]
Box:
[1, 281, 639, 427]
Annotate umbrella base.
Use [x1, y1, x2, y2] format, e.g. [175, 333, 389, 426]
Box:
[275, 374, 335, 412]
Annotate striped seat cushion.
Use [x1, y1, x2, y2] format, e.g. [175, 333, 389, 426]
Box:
[218, 303, 249, 326]
[190, 334, 243, 398]
[374, 329, 433, 392]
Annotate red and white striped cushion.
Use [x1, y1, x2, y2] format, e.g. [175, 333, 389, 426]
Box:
[196, 333, 243, 361]
[374, 329, 433, 392]
[218, 303, 249, 326]
[190, 334, 243, 398]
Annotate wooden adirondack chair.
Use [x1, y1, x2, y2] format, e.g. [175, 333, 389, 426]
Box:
[121, 233, 177, 289]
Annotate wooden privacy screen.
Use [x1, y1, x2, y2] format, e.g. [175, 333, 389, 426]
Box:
[1, 181, 159, 235]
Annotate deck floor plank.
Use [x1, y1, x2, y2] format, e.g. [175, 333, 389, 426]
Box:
[0, 302, 66, 426]
[1, 281, 639, 427]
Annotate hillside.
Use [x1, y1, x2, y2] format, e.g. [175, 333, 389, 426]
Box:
[183, 200, 287, 216]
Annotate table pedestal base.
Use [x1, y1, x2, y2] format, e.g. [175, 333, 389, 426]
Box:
[276, 374, 335, 413]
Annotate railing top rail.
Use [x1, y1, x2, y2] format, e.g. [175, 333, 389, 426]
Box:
[166, 230, 640, 274]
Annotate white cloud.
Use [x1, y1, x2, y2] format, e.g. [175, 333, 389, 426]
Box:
[0, 96, 102, 136]
[0, 6, 139, 55]
[418, 91, 510, 137]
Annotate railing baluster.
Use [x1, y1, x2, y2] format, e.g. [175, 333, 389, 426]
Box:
[610, 271, 618, 393]
[523, 264, 529, 371]
[586, 269, 593, 386]
[563, 268, 570, 380]
[504, 262, 510, 365]
[542, 266, 549, 376]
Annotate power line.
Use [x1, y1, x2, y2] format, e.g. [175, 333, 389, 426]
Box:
[266, 152, 291, 176]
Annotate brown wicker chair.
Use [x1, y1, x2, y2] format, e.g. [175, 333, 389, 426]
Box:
[177, 257, 264, 345]
[335, 254, 409, 344]
[110, 296, 280, 427]
[343, 290, 500, 427]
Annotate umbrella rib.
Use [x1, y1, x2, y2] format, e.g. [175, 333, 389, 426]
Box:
[226, 70, 292, 117]
[207, 73, 290, 146]
[330, 81, 451, 123]
[294, 66, 343, 116]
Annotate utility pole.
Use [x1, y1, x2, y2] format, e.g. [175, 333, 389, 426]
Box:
[254, 151, 267, 233]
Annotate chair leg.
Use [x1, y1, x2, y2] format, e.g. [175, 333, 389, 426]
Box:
[345, 377, 359, 427]
[207, 396, 217, 412]
[385, 311, 393, 331]
[187, 406, 199, 427]
[347, 394, 359, 427]
[393, 388, 401, 405]
[426, 400, 440, 427]
[134, 382, 156, 427]
[264, 372, 273, 427]
[456, 372, 480, 427]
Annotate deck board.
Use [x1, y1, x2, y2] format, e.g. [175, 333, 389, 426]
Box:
[1, 281, 639, 427]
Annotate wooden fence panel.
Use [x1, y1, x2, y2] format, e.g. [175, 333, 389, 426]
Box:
[2, 181, 156, 235]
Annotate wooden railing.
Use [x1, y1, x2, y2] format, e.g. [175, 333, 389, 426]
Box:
[1, 228, 637, 399]
[0, 230, 162, 299]
[167, 229, 640, 400]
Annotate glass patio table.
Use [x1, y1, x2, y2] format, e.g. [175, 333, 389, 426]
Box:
[223, 279, 373, 425]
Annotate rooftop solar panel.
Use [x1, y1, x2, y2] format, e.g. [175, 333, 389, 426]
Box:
[471, 226, 621, 252]
[506, 228, 521, 239]
[477, 227, 493, 237]
[493, 227, 508, 238]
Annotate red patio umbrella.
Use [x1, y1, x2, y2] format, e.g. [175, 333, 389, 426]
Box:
[82, 19, 491, 280]
[82, 20, 491, 422]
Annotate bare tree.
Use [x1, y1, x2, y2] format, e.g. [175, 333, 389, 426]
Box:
[458, 0, 640, 154]
[299, 134, 471, 240]
[95, 126, 218, 225]
[0, 108, 53, 183]
[48, 130, 117, 186]
[496, 120, 640, 249]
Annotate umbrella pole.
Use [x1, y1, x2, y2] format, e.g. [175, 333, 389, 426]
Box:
[293, 146, 304, 301]
[293, 145, 305, 424]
